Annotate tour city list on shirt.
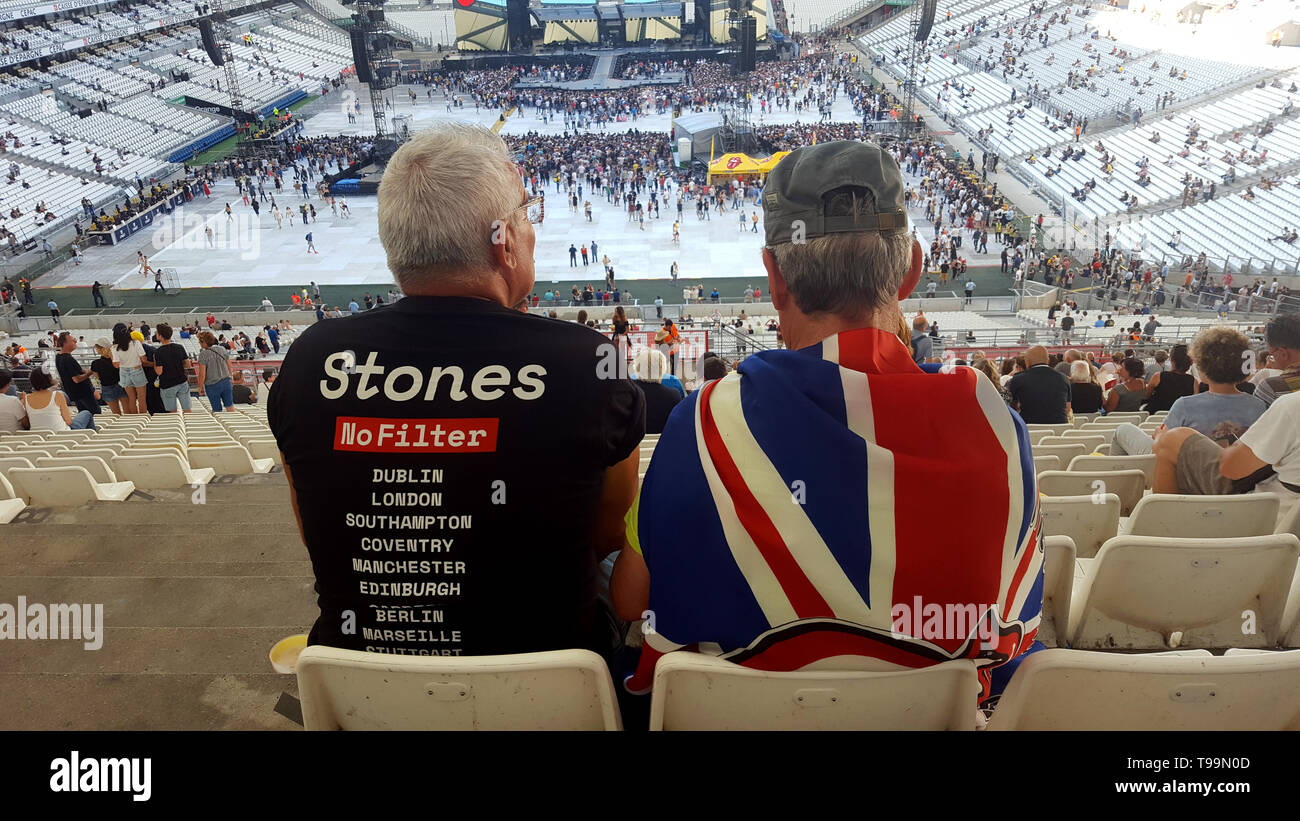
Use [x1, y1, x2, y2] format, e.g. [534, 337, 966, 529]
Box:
[320, 350, 546, 655]
[270, 297, 645, 660]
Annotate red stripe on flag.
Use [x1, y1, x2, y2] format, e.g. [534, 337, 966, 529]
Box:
[698, 380, 833, 620]
[839, 336, 1011, 654]
[1004, 518, 1042, 615]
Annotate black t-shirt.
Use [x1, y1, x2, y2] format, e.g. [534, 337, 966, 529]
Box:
[55, 352, 94, 402]
[152, 342, 190, 389]
[269, 296, 646, 659]
[1070, 381, 1104, 414]
[1007, 364, 1072, 423]
[232, 383, 254, 404]
[90, 357, 119, 387]
[637, 380, 683, 435]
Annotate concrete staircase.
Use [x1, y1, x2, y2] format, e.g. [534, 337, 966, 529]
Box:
[0, 472, 315, 730]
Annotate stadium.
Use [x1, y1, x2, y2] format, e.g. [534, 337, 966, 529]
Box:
[0, 0, 1298, 756]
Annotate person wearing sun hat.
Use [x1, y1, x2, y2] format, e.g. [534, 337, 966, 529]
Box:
[613, 140, 1044, 704]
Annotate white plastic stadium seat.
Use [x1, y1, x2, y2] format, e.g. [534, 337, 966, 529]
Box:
[1025, 424, 1070, 436]
[1040, 494, 1120, 558]
[1278, 503, 1300, 542]
[1032, 455, 1060, 474]
[1068, 454, 1157, 488]
[1038, 535, 1077, 648]
[1037, 469, 1146, 516]
[1035, 443, 1088, 464]
[186, 444, 274, 475]
[7, 466, 135, 506]
[0, 473, 26, 523]
[988, 648, 1300, 730]
[1067, 534, 1300, 650]
[111, 454, 216, 489]
[648, 653, 981, 730]
[296, 647, 622, 730]
[1123, 494, 1281, 539]
[35, 455, 118, 484]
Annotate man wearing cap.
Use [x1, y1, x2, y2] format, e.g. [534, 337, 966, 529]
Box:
[613, 140, 1043, 704]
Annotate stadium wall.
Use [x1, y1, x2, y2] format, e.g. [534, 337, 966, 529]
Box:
[168, 124, 238, 163]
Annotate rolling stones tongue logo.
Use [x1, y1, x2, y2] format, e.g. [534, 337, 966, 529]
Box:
[727, 156, 742, 169]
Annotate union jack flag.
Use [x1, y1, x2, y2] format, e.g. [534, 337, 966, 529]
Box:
[626, 328, 1043, 703]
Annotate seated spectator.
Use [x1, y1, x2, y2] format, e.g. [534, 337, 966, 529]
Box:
[0, 369, 26, 431]
[23, 368, 93, 430]
[1115, 328, 1266, 456]
[697, 351, 729, 385]
[633, 348, 684, 434]
[1143, 343, 1194, 412]
[269, 123, 644, 662]
[1153, 390, 1300, 503]
[1104, 357, 1148, 412]
[1007, 345, 1071, 423]
[1253, 313, 1300, 406]
[256, 367, 277, 405]
[1069, 360, 1104, 413]
[611, 141, 1041, 703]
[910, 315, 932, 363]
[231, 370, 255, 404]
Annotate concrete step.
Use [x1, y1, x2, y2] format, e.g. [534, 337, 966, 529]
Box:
[12, 502, 300, 527]
[129, 483, 293, 505]
[0, 673, 302, 730]
[0, 626, 310, 676]
[0, 576, 316, 629]
[0, 560, 312, 577]
[1, 528, 307, 562]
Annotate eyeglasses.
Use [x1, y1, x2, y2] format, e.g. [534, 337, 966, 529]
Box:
[513, 195, 543, 225]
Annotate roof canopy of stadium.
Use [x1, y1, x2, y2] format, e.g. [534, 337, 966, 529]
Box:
[454, 0, 508, 52]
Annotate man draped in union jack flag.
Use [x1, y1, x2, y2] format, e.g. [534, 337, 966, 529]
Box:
[611, 141, 1043, 706]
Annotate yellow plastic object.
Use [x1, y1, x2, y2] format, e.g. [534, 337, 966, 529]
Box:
[269, 634, 309, 674]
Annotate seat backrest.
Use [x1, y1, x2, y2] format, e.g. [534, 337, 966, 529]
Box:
[1039, 535, 1077, 649]
[35, 455, 115, 484]
[1040, 494, 1120, 558]
[1068, 453, 1156, 488]
[648, 653, 981, 730]
[1025, 423, 1070, 436]
[0, 455, 35, 481]
[1032, 455, 1060, 475]
[111, 453, 191, 489]
[1035, 443, 1088, 463]
[186, 444, 255, 474]
[1041, 434, 1105, 451]
[1127, 493, 1281, 539]
[1104, 412, 1147, 422]
[1278, 503, 1300, 542]
[0, 471, 17, 501]
[1027, 430, 1053, 446]
[1037, 469, 1145, 516]
[296, 646, 622, 730]
[7, 466, 99, 506]
[988, 648, 1300, 730]
[1069, 534, 1300, 649]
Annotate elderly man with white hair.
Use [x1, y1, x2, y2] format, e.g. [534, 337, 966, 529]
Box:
[612, 140, 1043, 705]
[269, 123, 645, 662]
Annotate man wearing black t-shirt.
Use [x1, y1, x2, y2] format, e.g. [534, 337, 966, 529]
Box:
[1006, 345, 1072, 423]
[270, 123, 645, 662]
[54, 332, 98, 418]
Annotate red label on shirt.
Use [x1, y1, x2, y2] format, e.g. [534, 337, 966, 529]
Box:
[334, 417, 499, 452]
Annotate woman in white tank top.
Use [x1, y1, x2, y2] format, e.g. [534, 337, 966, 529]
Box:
[23, 367, 94, 431]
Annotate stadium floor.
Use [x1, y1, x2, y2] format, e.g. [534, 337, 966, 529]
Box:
[23, 79, 1029, 315]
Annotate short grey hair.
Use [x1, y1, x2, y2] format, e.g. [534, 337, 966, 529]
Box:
[1069, 360, 1092, 382]
[769, 185, 913, 316]
[377, 123, 520, 290]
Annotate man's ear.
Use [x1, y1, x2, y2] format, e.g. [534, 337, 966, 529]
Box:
[762, 247, 788, 310]
[898, 238, 923, 300]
